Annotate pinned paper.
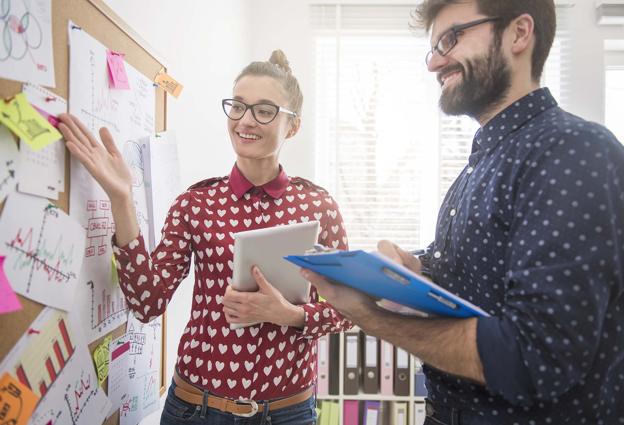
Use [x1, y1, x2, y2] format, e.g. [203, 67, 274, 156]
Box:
[154, 70, 183, 98]
[107, 336, 131, 411]
[0, 372, 40, 425]
[0, 93, 62, 151]
[0, 256, 22, 315]
[106, 50, 130, 90]
[0, 126, 19, 202]
[93, 335, 112, 386]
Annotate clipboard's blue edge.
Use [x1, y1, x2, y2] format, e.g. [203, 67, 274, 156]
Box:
[284, 251, 490, 318]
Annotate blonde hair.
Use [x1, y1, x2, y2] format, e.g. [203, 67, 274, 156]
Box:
[234, 50, 303, 116]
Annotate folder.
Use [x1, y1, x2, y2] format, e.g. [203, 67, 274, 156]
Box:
[343, 400, 359, 425]
[320, 400, 339, 425]
[329, 400, 340, 425]
[391, 401, 408, 425]
[394, 347, 410, 396]
[343, 329, 361, 395]
[328, 333, 340, 395]
[362, 400, 381, 425]
[285, 250, 489, 318]
[414, 372, 428, 397]
[414, 402, 426, 425]
[317, 334, 329, 396]
[380, 340, 394, 395]
[362, 332, 379, 394]
[319, 400, 332, 425]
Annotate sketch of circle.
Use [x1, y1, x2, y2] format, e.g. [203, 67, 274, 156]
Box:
[22, 11, 43, 49]
[0, 19, 10, 60]
[0, 0, 10, 20]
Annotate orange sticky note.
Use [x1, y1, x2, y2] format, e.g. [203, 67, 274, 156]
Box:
[154, 70, 183, 98]
[0, 372, 39, 425]
[106, 50, 130, 90]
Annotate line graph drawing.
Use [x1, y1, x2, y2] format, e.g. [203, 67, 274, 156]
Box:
[0, 193, 85, 310]
[63, 372, 97, 425]
[0, 0, 55, 86]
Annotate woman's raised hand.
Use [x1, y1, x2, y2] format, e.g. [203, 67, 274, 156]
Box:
[58, 114, 133, 204]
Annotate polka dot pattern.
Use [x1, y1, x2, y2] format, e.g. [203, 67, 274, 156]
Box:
[112, 168, 351, 400]
[420, 89, 624, 423]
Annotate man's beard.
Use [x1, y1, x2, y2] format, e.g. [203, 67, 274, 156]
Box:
[439, 40, 512, 120]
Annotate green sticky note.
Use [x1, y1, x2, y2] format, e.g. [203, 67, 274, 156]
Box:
[0, 93, 62, 151]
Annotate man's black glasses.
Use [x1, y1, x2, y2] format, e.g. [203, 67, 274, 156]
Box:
[222, 99, 297, 125]
[425, 17, 500, 65]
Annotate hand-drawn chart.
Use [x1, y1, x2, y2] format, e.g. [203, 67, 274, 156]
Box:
[0, 125, 19, 202]
[0, 308, 111, 425]
[119, 315, 161, 425]
[0, 192, 86, 311]
[0, 0, 55, 87]
[68, 23, 155, 342]
[19, 83, 66, 200]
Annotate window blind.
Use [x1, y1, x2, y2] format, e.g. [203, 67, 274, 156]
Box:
[312, 4, 570, 250]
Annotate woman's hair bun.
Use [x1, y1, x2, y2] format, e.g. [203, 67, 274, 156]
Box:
[269, 49, 292, 74]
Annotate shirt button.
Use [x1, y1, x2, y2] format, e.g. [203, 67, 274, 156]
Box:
[450, 209, 456, 217]
[467, 167, 474, 174]
[434, 251, 442, 259]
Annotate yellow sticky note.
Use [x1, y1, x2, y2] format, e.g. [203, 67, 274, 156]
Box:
[111, 254, 119, 286]
[154, 71, 183, 98]
[92, 335, 112, 386]
[0, 93, 62, 151]
[0, 372, 40, 425]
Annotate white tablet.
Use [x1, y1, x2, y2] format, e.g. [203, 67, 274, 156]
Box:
[230, 221, 320, 328]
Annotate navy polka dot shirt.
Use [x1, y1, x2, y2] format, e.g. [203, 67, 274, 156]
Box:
[420, 88, 624, 424]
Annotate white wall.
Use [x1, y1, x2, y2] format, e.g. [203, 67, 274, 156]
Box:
[102, 1, 251, 423]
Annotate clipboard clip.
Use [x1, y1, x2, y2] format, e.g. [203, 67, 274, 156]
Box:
[304, 244, 338, 255]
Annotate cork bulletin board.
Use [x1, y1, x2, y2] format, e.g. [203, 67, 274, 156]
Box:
[0, 0, 168, 423]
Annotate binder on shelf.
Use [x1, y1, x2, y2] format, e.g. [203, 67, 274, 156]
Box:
[380, 339, 394, 395]
[343, 400, 359, 425]
[362, 400, 381, 425]
[414, 402, 426, 425]
[392, 401, 409, 425]
[414, 372, 428, 397]
[328, 333, 340, 395]
[414, 358, 428, 397]
[343, 329, 360, 395]
[394, 347, 410, 396]
[320, 400, 340, 425]
[317, 334, 329, 396]
[362, 332, 379, 394]
[379, 401, 392, 424]
[319, 400, 332, 425]
[329, 400, 340, 425]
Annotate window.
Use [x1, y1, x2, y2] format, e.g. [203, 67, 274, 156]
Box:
[312, 4, 570, 250]
[605, 45, 624, 143]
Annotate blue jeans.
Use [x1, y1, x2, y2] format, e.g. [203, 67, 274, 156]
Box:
[160, 379, 317, 425]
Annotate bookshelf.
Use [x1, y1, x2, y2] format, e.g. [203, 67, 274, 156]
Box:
[317, 327, 427, 425]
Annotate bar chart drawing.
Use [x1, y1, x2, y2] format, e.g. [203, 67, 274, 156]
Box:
[13, 311, 75, 398]
[88, 279, 128, 334]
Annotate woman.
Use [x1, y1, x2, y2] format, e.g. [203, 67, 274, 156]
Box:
[58, 50, 350, 425]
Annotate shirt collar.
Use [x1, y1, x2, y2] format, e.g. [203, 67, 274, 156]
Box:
[475, 87, 558, 152]
[228, 164, 290, 199]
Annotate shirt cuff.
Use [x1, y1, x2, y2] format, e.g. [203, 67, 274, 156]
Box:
[299, 303, 327, 339]
[477, 316, 534, 406]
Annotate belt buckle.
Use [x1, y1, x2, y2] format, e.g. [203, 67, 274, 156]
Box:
[233, 398, 259, 418]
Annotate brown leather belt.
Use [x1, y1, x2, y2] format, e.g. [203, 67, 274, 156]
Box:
[173, 370, 313, 417]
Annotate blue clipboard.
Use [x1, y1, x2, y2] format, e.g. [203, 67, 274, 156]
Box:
[284, 250, 489, 318]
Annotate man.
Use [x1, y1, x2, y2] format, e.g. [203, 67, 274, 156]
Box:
[301, 0, 624, 424]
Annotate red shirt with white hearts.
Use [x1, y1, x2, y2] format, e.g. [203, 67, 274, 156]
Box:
[113, 164, 350, 400]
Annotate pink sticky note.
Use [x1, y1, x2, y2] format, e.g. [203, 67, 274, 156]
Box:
[0, 256, 22, 314]
[106, 50, 130, 90]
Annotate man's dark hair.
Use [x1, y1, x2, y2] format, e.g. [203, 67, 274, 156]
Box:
[413, 0, 556, 82]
